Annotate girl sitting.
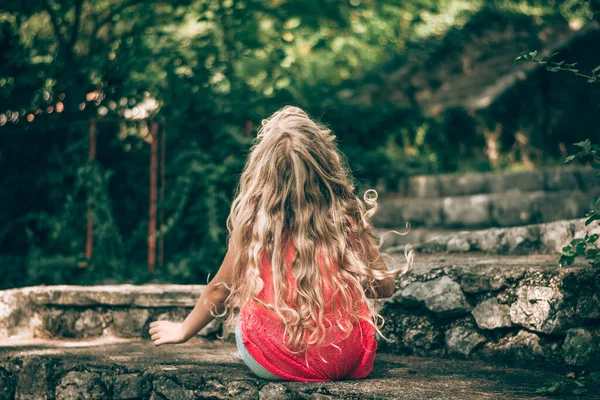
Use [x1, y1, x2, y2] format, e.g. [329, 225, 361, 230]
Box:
[149, 106, 412, 382]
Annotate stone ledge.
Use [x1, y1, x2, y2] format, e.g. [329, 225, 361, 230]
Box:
[375, 189, 594, 228]
[1, 338, 598, 400]
[380, 253, 600, 373]
[398, 166, 598, 198]
[392, 218, 600, 255]
[0, 285, 212, 341]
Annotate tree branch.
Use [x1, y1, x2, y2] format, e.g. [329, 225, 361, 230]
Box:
[69, 0, 84, 51]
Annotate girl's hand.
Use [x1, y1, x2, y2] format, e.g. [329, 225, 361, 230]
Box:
[149, 321, 188, 346]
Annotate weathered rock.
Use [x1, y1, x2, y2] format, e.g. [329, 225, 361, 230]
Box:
[454, 264, 525, 294]
[446, 236, 470, 252]
[491, 191, 541, 227]
[227, 381, 260, 400]
[113, 374, 149, 399]
[14, 357, 52, 400]
[472, 298, 512, 330]
[0, 289, 35, 339]
[397, 276, 469, 316]
[536, 191, 590, 223]
[111, 309, 151, 337]
[539, 220, 575, 253]
[416, 235, 450, 254]
[510, 298, 551, 333]
[577, 167, 600, 191]
[468, 228, 505, 253]
[499, 225, 540, 254]
[73, 309, 106, 337]
[153, 376, 196, 400]
[28, 284, 204, 308]
[489, 170, 545, 193]
[445, 325, 486, 357]
[259, 383, 292, 400]
[572, 218, 600, 242]
[379, 309, 443, 356]
[438, 172, 489, 197]
[576, 294, 600, 320]
[480, 330, 545, 366]
[6, 337, 599, 400]
[442, 194, 491, 228]
[198, 379, 228, 399]
[0, 369, 13, 400]
[562, 328, 595, 367]
[374, 197, 443, 228]
[545, 167, 579, 191]
[407, 175, 440, 198]
[509, 286, 574, 334]
[55, 371, 107, 400]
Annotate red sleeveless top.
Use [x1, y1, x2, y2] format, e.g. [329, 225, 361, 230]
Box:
[238, 241, 377, 382]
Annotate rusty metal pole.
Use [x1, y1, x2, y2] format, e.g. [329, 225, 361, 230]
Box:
[245, 120, 253, 136]
[158, 124, 166, 267]
[148, 121, 159, 273]
[85, 119, 97, 261]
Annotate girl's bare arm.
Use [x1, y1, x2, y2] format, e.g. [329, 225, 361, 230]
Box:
[149, 245, 235, 346]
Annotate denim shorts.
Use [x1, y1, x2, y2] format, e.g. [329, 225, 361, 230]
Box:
[235, 322, 282, 380]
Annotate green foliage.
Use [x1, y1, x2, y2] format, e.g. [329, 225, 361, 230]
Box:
[558, 140, 600, 268]
[536, 371, 600, 397]
[514, 51, 600, 83]
[2, 0, 598, 287]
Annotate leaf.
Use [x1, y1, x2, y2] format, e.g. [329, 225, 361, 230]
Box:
[591, 372, 600, 381]
[593, 65, 600, 74]
[528, 50, 538, 59]
[513, 55, 524, 64]
[585, 214, 600, 226]
[574, 139, 591, 149]
[564, 155, 576, 163]
[573, 388, 586, 395]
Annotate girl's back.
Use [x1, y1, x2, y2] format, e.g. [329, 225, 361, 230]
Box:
[239, 239, 377, 382]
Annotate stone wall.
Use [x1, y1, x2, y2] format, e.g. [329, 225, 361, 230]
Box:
[376, 166, 598, 228]
[0, 285, 220, 340]
[379, 253, 600, 373]
[393, 217, 600, 255]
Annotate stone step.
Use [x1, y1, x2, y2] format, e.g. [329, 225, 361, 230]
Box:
[2, 338, 598, 400]
[378, 218, 600, 255]
[3, 250, 600, 376]
[396, 166, 598, 198]
[374, 189, 595, 228]
[379, 253, 600, 374]
[0, 284, 219, 341]
[373, 226, 464, 248]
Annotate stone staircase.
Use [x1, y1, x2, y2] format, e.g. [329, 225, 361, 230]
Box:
[1, 165, 599, 399]
[375, 166, 598, 229]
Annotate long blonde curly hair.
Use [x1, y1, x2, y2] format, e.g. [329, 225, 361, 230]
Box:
[225, 106, 412, 354]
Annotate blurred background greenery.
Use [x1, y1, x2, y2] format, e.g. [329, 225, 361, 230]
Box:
[1, 0, 599, 288]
